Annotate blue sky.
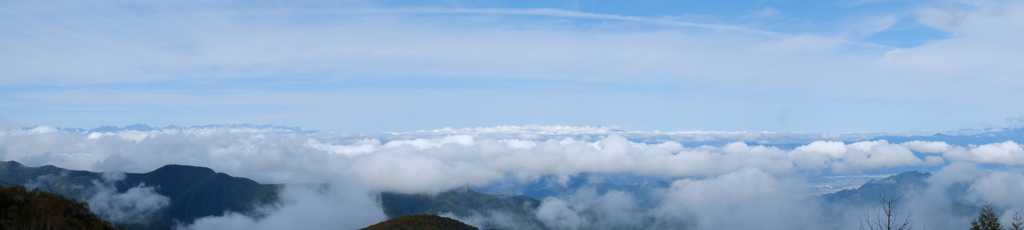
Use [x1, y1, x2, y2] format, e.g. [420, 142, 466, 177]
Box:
[2, 0, 1023, 132]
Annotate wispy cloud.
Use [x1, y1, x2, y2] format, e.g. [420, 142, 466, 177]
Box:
[3, 0, 1024, 131]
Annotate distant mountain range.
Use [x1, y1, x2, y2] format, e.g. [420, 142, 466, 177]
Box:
[872, 127, 1024, 146]
[28, 123, 311, 134]
[25, 122, 1024, 147]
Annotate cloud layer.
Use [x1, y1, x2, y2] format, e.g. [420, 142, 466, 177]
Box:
[87, 172, 171, 224]
[183, 184, 386, 230]
[5, 124, 1024, 229]
[0, 125, 972, 194]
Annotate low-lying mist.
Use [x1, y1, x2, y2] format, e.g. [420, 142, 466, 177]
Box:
[3, 124, 1024, 229]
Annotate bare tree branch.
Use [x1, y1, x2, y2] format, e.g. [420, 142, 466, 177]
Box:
[860, 192, 913, 230]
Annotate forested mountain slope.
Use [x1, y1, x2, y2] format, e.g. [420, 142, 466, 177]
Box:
[0, 184, 121, 230]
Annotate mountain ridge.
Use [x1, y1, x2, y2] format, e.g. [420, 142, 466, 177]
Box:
[2, 159, 977, 230]
[0, 161, 544, 230]
[0, 161, 280, 230]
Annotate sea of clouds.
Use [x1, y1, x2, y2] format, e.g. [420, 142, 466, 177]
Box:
[3, 122, 1024, 229]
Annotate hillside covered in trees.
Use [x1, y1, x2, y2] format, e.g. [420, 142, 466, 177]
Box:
[360, 215, 481, 230]
[0, 184, 121, 230]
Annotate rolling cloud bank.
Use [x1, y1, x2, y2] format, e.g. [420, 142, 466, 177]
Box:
[3, 122, 1024, 229]
[4, 0, 1024, 229]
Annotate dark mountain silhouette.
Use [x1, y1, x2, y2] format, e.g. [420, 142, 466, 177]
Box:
[0, 161, 280, 230]
[0, 161, 542, 230]
[360, 214, 481, 230]
[115, 164, 279, 225]
[0, 161, 101, 199]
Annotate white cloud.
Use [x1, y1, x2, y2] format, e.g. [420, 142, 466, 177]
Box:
[924, 155, 945, 165]
[8, 124, 1024, 229]
[654, 168, 827, 230]
[926, 162, 986, 188]
[536, 197, 584, 229]
[944, 141, 1024, 164]
[304, 138, 380, 157]
[27, 126, 58, 134]
[787, 140, 931, 172]
[183, 184, 386, 230]
[530, 169, 830, 229]
[0, 126, 942, 194]
[0, 1, 802, 85]
[23, 170, 173, 225]
[533, 187, 649, 230]
[5, 1, 1024, 133]
[795, 141, 849, 158]
[520, 162, 1024, 230]
[1, 0, 1020, 100]
[967, 171, 1024, 207]
[662, 168, 780, 206]
[911, 163, 1024, 229]
[86, 172, 171, 224]
[831, 140, 924, 172]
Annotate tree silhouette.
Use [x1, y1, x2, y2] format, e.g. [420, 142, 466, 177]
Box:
[861, 194, 913, 230]
[1010, 211, 1023, 230]
[969, 205, 1002, 230]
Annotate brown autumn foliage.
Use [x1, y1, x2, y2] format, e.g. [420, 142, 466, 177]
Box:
[0, 184, 121, 230]
[360, 214, 484, 230]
